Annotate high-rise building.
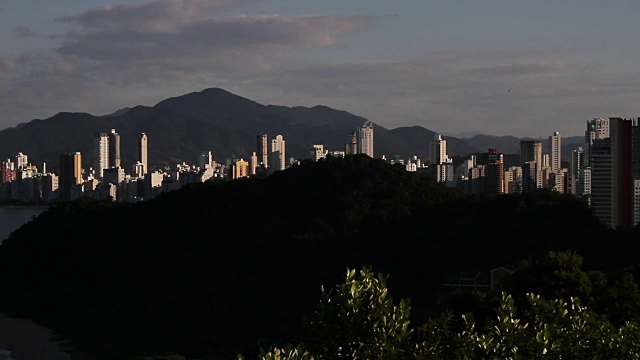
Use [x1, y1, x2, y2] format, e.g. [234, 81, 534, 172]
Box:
[312, 145, 325, 161]
[477, 148, 504, 195]
[231, 159, 249, 180]
[256, 134, 268, 167]
[346, 132, 358, 155]
[520, 139, 543, 192]
[431, 134, 451, 165]
[199, 151, 214, 169]
[504, 166, 523, 194]
[60, 152, 83, 201]
[549, 132, 561, 172]
[271, 135, 286, 172]
[634, 180, 640, 227]
[570, 147, 587, 196]
[589, 117, 632, 228]
[250, 152, 258, 176]
[357, 121, 374, 158]
[585, 117, 610, 168]
[633, 118, 640, 180]
[520, 139, 543, 166]
[15, 152, 28, 170]
[1, 159, 14, 184]
[108, 129, 121, 168]
[94, 132, 109, 179]
[137, 133, 148, 175]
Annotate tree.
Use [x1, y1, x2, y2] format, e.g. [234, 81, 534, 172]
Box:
[306, 267, 413, 360]
[240, 266, 640, 360]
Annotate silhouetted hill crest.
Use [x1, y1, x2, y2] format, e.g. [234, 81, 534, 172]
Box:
[0, 87, 479, 171]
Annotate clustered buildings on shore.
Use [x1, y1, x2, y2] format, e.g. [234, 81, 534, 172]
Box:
[0, 117, 637, 228]
[0, 121, 375, 206]
[427, 117, 640, 229]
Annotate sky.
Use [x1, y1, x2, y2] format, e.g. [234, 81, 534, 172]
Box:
[2, 0, 640, 138]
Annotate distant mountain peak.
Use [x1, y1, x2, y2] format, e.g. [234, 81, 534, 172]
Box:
[153, 87, 263, 111]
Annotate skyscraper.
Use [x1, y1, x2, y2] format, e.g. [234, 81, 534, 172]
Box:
[346, 132, 358, 155]
[520, 139, 543, 192]
[15, 152, 28, 170]
[570, 147, 588, 196]
[478, 148, 504, 195]
[94, 132, 109, 179]
[271, 134, 286, 172]
[199, 151, 213, 169]
[256, 133, 268, 167]
[585, 117, 610, 168]
[549, 132, 561, 172]
[108, 129, 121, 168]
[520, 139, 543, 166]
[357, 121, 374, 158]
[589, 117, 632, 228]
[430, 134, 450, 165]
[60, 152, 82, 201]
[137, 133, 148, 175]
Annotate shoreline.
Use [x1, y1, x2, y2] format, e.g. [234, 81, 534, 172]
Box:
[0, 205, 50, 209]
[0, 313, 71, 360]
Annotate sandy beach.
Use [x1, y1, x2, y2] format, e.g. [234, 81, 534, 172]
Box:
[0, 313, 71, 360]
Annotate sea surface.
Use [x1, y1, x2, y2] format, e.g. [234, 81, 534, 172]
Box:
[0, 206, 72, 359]
[0, 206, 48, 245]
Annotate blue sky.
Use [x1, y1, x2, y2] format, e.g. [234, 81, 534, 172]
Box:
[2, 0, 640, 138]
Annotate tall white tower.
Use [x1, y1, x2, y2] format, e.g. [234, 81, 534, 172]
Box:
[357, 121, 374, 158]
[94, 132, 109, 179]
[549, 131, 561, 172]
[15, 152, 28, 169]
[199, 151, 214, 169]
[271, 134, 286, 172]
[137, 133, 148, 175]
[430, 134, 450, 165]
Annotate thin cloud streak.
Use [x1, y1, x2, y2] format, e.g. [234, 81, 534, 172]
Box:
[14, 26, 36, 37]
[58, 15, 377, 62]
[57, 0, 263, 31]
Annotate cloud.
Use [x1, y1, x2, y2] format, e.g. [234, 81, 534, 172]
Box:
[4, 0, 639, 139]
[57, 0, 263, 31]
[0, 0, 379, 128]
[58, 14, 376, 66]
[14, 26, 35, 37]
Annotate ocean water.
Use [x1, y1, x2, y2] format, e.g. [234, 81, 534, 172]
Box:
[0, 207, 48, 245]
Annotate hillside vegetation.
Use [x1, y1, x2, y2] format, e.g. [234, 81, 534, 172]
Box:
[0, 155, 637, 359]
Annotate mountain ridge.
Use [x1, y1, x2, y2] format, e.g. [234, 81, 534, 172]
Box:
[0, 88, 480, 172]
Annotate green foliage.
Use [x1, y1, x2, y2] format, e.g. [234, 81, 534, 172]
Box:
[307, 267, 413, 359]
[499, 250, 595, 306]
[245, 269, 640, 360]
[238, 344, 316, 360]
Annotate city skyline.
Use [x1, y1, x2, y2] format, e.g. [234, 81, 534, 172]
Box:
[2, 1, 640, 138]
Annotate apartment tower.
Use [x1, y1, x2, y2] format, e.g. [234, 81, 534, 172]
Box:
[589, 117, 632, 228]
[59, 152, 83, 201]
[271, 135, 286, 172]
[430, 134, 449, 165]
[256, 134, 269, 168]
[549, 132, 561, 172]
[520, 139, 543, 192]
[94, 132, 109, 179]
[137, 133, 148, 175]
[357, 121, 374, 158]
[108, 129, 121, 168]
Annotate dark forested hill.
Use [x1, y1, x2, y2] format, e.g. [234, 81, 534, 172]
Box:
[0, 88, 479, 173]
[0, 155, 636, 360]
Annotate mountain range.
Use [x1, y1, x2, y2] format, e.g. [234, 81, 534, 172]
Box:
[0, 88, 584, 173]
